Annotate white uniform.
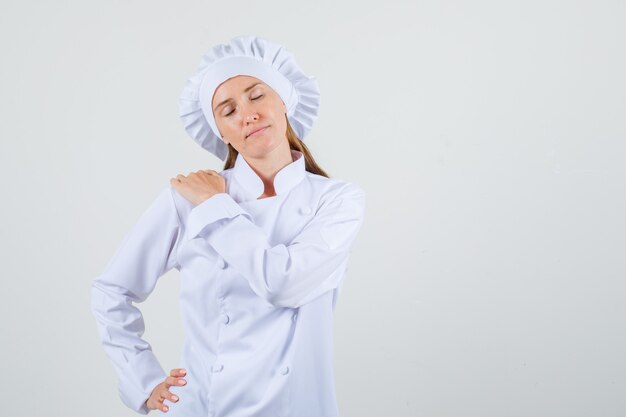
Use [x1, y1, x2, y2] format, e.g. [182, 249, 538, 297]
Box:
[90, 149, 367, 416]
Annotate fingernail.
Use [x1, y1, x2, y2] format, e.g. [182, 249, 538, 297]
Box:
[172, 395, 178, 401]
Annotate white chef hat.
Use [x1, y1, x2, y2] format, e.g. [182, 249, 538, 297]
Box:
[178, 35, 321, 161]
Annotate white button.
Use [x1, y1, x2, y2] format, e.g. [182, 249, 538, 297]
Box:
[280, 366, 290, 375]
[292, 313, 298, 322]
[217, 257, 227, 269]
[211, 364, 224, 373]
[299, 206, 311, 215]
[221, 314, 230, 324]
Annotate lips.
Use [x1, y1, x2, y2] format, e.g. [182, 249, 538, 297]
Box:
[246, 125, 269, 138]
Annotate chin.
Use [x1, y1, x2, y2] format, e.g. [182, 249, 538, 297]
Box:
[248, 137, 282, 157]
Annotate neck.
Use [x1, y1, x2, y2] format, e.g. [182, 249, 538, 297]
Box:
[243, 142, 294, 198]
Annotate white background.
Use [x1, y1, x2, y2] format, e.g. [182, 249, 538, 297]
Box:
[1, 0, 624, 416]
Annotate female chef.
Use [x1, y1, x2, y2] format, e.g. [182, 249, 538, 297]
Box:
[91, 35, 366, 417]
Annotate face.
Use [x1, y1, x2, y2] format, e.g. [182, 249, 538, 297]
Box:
[211, 75, 288, 158]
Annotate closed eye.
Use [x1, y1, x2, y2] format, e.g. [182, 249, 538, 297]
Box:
[224, 95, 264, 117]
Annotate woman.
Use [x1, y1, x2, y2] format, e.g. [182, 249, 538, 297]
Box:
[91, 35, 367, 417]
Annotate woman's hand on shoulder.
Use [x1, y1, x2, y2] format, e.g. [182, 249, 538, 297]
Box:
[170, 169, 226, 206]
[145, 368, 187, 412]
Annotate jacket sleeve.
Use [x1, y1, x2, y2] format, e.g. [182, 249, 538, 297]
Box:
[90, 185, 181, 414]
[185, 183, 366, 308]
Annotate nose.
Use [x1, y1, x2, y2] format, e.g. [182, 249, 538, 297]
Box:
[243, 105, 259, 123]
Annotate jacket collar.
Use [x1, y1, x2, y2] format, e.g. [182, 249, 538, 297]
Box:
[231, 149, 306, 201]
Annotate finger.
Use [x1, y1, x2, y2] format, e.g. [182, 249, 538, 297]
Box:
[147, 396, 163, 411]
[154, 393, 169, 413]
[160, 388, 179, 403]
[176, 174, 185, 180]
[165, 375, 187, 387]
[170, 368, 186, 377]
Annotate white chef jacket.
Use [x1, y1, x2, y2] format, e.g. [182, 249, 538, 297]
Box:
[90, 149, 366, 416]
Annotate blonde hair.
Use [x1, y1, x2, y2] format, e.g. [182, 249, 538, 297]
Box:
[222, 114, 329, 178]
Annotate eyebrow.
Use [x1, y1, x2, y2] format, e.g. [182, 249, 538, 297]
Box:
[213, 82, 263, 112]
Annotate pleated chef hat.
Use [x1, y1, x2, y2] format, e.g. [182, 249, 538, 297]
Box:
[178, 35, 321, 161]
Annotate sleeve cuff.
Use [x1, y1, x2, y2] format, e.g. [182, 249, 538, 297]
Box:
[186, 193, 251, 240]
[118, 349, 167, 414]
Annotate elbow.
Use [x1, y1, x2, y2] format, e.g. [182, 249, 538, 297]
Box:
[265, 293, 300, 309]
[251, 272, 300, 309]
[255, 250, 347, 309]
[249, 279, 296, 308]
[255, 247, 297, 307]
[90, 279, 102, 313]
[90, 279, 110, 319]
[260, 271, 323, 309]
[90, 278, 134, 317]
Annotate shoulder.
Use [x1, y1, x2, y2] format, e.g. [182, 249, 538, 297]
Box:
[218, 167, 234, 178]
[166, 168, 233, 222]
[306, 171, 365, 195]
[304, 172, 367, 209]
[164, 184, 188, 225]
